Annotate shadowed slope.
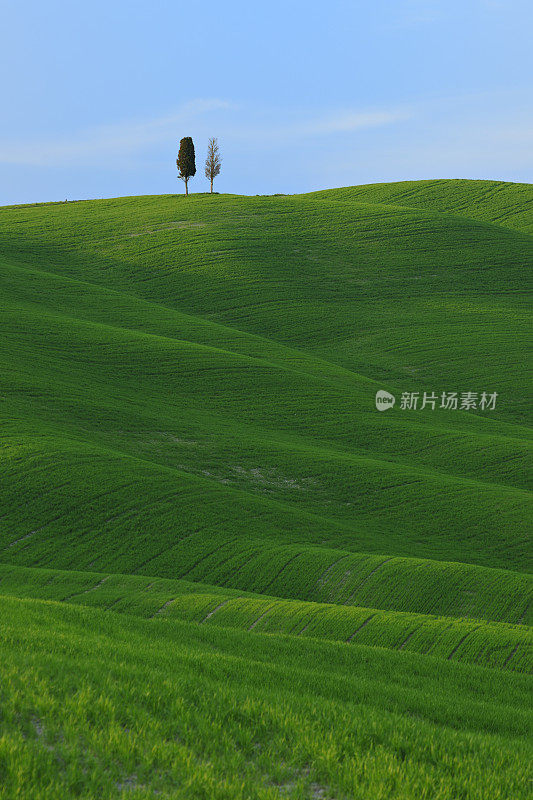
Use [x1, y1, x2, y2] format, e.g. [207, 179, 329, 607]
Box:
[0, 181, 531, 613]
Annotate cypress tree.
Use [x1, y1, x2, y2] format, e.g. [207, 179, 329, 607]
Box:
[176, 137, 196, 195]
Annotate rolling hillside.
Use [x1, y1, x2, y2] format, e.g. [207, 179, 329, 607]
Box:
[0, 179, 531, 798]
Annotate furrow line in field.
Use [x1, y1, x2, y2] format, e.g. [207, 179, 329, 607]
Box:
[297, 620, 313, 636]
[105, 597, 123, 611]
[62, 576, 110, 602]
[201, 547, 257, 585]
[177, 538, 240, 580]
[517, 602, 530, 625]
[346, 614, 377, 642]
[151, 598, 176, 617]
[398, 626, 422, 650]
[134, 545, 180, 574]
[11, 481, 146, 549]
[343, 558, 394, 605]
[422, 623, 453, 655]
[260, 552, 304, 593]
[1, 481, 72, 520]
[289, 614, 313, 634]
[248, 604, 278, 631]
[447, 627, 481, 660]
[218, 548, 265, 587]
[200, 598, 236, 623]
[315, 554, 352, 587]
[5, 531, 37, 549]
[502, 644, 521, 668]
[6, 513, 89, 554]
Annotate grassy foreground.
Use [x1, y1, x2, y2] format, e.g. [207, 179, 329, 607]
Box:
[1, 595, 531, 800]
[0, 179, 531, 797]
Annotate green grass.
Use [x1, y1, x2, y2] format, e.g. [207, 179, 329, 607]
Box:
[0, 179, 531, 797]
[1, 595, 531, 799]
[0, 564, 530, 672]
[306, 179, 533, 233]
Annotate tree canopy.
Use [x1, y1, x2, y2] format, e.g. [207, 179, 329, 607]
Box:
[205, 137, 222, 193]
[176, 137, 196, 195]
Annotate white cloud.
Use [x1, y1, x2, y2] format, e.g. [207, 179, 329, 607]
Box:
[0, 101, 407, 168]
[317, 110, 533, 186]
[239, 109, 410, 143]
[0, 99, 234, 167]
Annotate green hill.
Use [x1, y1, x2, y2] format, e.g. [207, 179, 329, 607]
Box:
[306, 178, 533, 234]
[0, 179, 531, 798]
[2, 594, 531, 799]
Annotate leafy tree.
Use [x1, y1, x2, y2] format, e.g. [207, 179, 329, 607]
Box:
[204, 137, 221, 193]
[176, 137, 196, 195]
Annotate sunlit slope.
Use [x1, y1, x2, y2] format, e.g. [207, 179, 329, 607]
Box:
[2, 534, 530, 624]
[1, 595, 531, 800]
[0, 181, 531, 594]
[1, 565, 530, 672]
[306, 178, 533, 234]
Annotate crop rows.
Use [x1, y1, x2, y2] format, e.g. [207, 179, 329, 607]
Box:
[2, 593, 532, 799]
[306, 179, 533, 234]
[1, 186, 531, 572]
[2, 518, 530, 625]
[2, 525, 530, 624]
[1, 564, 530, 672]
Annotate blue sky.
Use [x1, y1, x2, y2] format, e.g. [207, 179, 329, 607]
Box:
[1, 0, 532, 204]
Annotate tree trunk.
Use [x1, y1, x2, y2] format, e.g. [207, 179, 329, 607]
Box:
[210, 177, 213, 193]
[185, 177, 188, 196]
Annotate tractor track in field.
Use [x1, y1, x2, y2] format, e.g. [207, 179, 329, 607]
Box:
[502, 644, 521, 668]
[104, 597, 124, 611]
[128, 528, 204, 576]
[315, 554, 352, 587]
[260, 552, 305, 593]
[134, 546, 181, 575]
[62, 576, 111, 602]
[5, 531, 37, 549]
[151, 598, 176, 617]
[177, 537, 240, 580]
[517, 601, 530, 625]
[297, 620, 313, 636]
[200, 598, 236, 623]
[346, 614, 377, 642]
[202, 546, 259, 587]
[14, 482, 147, 554]
[397, 626, 422, 650]
[217, 545, 276, 588]
[447, 627, 481, 660]
[248, 604, 278, 631]
[422, 623, 454, 655]
[343, 558, 394, 606]
[289, 614, 314, 634]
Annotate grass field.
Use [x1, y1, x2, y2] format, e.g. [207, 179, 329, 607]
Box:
[1, 595, 532, 800]
[1, 564, 530, 672]
[0, 179, 531, 798]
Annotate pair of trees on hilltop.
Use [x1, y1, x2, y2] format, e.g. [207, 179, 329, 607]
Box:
[176, 137, 221, 195]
